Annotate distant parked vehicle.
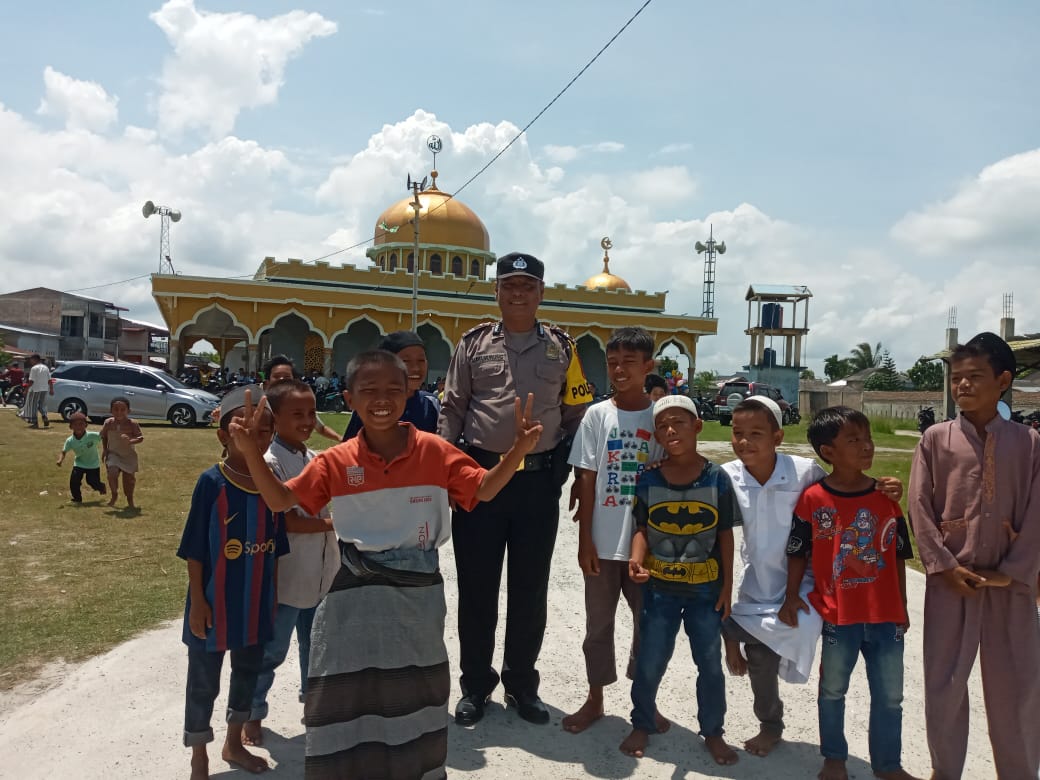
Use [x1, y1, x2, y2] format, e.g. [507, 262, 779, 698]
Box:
[785, 405, 802, 425]
[52, 361, 220, 427]
[713, 380, 792, 426]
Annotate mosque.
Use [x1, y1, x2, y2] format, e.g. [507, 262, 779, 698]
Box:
[150, 169, 717, 392]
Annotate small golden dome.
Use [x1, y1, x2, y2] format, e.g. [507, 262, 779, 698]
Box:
[584, 248, 631, 291]
[373, 173, 489, 251]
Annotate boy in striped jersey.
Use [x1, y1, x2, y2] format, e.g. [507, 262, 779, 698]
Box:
[177, 386, 289, 779]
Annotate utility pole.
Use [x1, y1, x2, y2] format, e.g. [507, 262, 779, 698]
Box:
[408, 176, 423, 331]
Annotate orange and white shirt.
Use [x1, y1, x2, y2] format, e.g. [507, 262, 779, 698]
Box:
[286, 423, 487, 552]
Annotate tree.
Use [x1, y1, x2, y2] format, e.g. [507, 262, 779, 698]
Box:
[691, 370, 717, 396]
[906, 357, 944, 391]
[800, 368, 816, 380]
[823, 354, 853, 383]
[0, 336, 10, 368]
[656, 356, 678, 377]
[864, 351, 903, 391]
[848, 341, 884, 372]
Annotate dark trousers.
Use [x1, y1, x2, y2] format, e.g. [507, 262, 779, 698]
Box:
[183, 644, 264, 746]
[452, 468, 559, 699]
[69, 467, 105, 502]
[722, 617, 784, 735]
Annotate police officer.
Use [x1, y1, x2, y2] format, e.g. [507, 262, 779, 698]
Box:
[440, 252, 590, 726]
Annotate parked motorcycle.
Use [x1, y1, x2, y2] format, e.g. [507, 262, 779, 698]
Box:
[694, 395, 717, 421]
[317, 389, 345, 413]
[917, 406, 936, 434]
[784, 405, 802, 425]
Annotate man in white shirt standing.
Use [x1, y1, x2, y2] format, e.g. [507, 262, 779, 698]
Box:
[24, 354, 53, 429]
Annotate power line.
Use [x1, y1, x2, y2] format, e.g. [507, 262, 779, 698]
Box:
[309, 0, 654, 263]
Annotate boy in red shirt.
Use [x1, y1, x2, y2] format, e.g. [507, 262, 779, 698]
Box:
[780, 406, 918, 780]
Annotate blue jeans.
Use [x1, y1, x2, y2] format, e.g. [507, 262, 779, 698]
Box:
[249, 603, 317, 720]
[631, 584, 726, 737]
[818, 621, 905, 772]
[184, 644, 263, 746]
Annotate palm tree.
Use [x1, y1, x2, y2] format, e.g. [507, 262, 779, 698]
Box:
[848, 342, 883, 372]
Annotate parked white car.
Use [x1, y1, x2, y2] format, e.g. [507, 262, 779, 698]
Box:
[51, 361, 219, 427]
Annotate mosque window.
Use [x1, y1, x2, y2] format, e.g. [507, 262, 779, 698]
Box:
[407, 252, 415, 273]
[389, 253, 397, 271]
[430, 254, 442, 275]
[470, 259, 481, 278]
[451, 256, 463, 276]
[378, 255, 385, 270]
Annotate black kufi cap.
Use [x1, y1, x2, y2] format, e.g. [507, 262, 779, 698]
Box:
[965, 331, 1016, 376]
[379, 330, 425, 354]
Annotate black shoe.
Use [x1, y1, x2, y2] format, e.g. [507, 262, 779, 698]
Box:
[99, 484, 107, 495]
[505, 692, 550, 725]
[454, 694, 489, 726]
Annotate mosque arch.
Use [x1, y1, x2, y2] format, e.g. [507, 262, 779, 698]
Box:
[258, 312, 322, 373]
[331, 316, 383, 375]
[430, 253, 443, 275]
[451, 256, 463, 276]
[417, 321, 453, 385]
[470, 259, 480, 277]
[174, 303, 253, 343]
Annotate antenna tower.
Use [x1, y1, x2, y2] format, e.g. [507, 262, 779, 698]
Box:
[695, 225, 726, 318]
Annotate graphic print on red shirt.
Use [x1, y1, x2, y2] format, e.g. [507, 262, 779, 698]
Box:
[787, 480, 913, 626]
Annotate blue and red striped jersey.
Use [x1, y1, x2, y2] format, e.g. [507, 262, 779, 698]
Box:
[177, 464, 289, 652]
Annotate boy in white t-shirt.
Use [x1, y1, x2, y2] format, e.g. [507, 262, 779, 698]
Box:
[563, 327, 666, 734]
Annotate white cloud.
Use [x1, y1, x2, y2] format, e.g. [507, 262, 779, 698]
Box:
[655, 142, 692, 156]
[541, 140, 625, 164]
[891, 148, 1040, 257]
[150, 0, 336, 138]
[37, 67, 119, 132]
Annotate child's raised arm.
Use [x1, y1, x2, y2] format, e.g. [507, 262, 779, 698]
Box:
[475, 394, 543, 501]
[228, 392, 303, 512]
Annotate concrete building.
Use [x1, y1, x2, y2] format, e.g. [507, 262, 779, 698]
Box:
[0, 288, 125, 362]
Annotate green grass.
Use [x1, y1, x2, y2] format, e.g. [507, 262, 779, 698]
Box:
[0, 409, 351, 690]
[698, 417, 919, 451]
[0, 407, 919, 690]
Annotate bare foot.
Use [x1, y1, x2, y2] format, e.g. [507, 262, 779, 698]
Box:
[744, 728, 782, 756]
[562, 697, 603, 733]
[654, 710, 670, 733]
[819, 758, 849, 780]
[705, 735, 739, 765]
[190, 746, 209, 780]
[875, 770, 922, 780]
[222, 741, 268, 773]
[107, 498, 117, 507]
[242, 719, 263, 746]
[619, 728, 650, 757]
[725, 639, 747, 676]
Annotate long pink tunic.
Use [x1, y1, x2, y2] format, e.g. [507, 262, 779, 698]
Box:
[909, 414, 1040, 780]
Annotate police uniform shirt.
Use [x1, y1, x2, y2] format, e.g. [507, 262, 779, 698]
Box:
[439, 321, 586, 454]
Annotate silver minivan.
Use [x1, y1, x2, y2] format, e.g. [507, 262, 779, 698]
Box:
[52, 361, 220, 427]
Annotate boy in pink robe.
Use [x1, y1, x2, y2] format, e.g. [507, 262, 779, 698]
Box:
[908, 332, 1040, 780]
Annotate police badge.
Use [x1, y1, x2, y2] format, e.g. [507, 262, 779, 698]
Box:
[545, 342, 561, 360]
[512, 257, 528, 270]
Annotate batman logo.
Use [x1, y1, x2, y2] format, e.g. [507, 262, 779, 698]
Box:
[648, 501, 719, 535]
[660, 563, 688, 578]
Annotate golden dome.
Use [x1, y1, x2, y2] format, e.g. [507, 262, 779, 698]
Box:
[373, 172, 490, 251]
[584, 247, 631, 291]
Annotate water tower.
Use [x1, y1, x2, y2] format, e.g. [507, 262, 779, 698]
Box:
[744, 284, 812, 406]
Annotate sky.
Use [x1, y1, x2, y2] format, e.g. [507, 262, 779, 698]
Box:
[1, 0, 1038, 376]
